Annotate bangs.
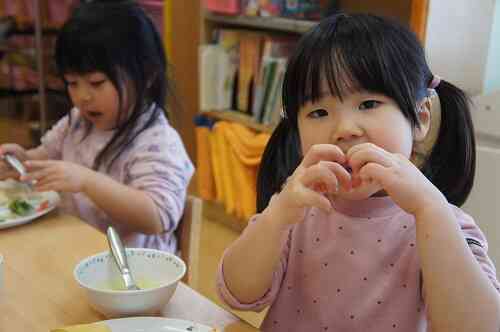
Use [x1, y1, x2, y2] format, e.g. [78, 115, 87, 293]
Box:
[55, 15, 117, 78]
[283, 14, 425, 126]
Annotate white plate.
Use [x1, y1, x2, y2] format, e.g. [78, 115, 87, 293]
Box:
[0, 180, 60, 230]
[103, 317, 215, 332]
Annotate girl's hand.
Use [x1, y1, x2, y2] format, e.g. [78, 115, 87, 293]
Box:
[22, 160, 92, 193]
[269, 144, 352, 225]
[347, 143, 447, 216]
[0, 144, 29, 180]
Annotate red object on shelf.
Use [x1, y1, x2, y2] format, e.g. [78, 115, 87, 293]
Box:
[138, 0, 164, 36]
[204, 0, 241, 15]
[47, 0, 78, 27]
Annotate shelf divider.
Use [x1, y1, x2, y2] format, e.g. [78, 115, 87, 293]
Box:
[202, 110, 275, 133]
[204, 11, 317, 34]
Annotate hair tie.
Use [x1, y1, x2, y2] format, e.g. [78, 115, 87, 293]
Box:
[429, 75, 441, 89]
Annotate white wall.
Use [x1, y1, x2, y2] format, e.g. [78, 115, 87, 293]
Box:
[463, 92, 500, 267]
[425, 0, 496, 96]
[484, 1, 500, 93]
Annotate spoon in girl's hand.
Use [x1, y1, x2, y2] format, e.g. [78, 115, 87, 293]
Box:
[3, 154, 35, 191]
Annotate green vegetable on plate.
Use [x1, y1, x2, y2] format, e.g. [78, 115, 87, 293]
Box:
[8, 199, 34, 216]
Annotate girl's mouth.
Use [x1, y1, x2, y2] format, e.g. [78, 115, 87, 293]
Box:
[87, 111, 103, 117]
[343, 165, 353, 174]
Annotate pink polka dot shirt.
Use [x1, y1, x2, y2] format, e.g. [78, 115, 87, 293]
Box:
[217, 196, 500, 331]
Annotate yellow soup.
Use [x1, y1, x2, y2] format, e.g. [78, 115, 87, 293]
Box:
[99, 278, 163, 291]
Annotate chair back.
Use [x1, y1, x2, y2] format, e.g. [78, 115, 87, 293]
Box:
[175, 195, 203, 287]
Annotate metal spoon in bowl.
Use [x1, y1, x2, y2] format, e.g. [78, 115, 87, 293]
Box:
[106, 226, 140, 291]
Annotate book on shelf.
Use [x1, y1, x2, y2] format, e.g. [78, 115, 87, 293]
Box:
[241, 0, 259, 16]
[262, 57, 286, 124]
[237, 31, 263, 114]
[204, 0, 337, 19]
[0, 0, 78, 29]
[200, 28, 296, 126]
[283, 0, 325, 20]
[259, 0, 284, 17]
[203, 0, 241, 15]
[252, 56, 276, 123]
[199, 45, 226, 111]
[252, 35, 294, 124]
[199, 29, 240, 111]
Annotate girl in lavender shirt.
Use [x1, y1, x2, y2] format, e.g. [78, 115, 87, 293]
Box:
[0, 2, 193, 252]
[217, 14, 500, 331]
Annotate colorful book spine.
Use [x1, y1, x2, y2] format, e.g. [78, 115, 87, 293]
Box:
[203, 0, 240, 15]
[259, 0, 284, 17]
[283, 0, 329, 20]
[241, 0, 260, 16]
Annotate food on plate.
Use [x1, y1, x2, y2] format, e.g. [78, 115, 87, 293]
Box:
[0, 191, 8, 205]
[0, 180, 52, 221]
[9, 199, 34, 216]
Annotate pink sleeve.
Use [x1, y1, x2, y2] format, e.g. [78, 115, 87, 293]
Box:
[216, 214, 293, 312]
[453, 206, 500, 292]
[40, 114, 70, 160]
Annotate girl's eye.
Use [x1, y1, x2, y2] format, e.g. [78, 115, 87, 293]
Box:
[66, 81, 76, 87]
[90, 80, 106, 87]
[307, 109, 329, 118]
[359, 100, 382, 110]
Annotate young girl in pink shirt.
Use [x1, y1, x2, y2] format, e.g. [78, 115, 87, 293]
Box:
[217, 13, 500, 331]
[0, 2, 193, 252]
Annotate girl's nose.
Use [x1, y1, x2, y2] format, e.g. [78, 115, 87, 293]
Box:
[79, 88, 92, 103]
[331, 115, 363, 144]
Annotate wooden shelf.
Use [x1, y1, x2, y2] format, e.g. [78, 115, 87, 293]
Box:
[11, 26, 59, 36]
[204, 11, 317, 34]
[0, 88, 38, 98]
[202, 110, 275, 133]
[0, 45, 33, 53]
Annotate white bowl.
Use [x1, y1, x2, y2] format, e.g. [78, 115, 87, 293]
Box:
[74, 248, 186, 318]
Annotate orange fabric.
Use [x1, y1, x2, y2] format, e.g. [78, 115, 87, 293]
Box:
[208, 121, 270, 220]
[209, 124, 225, 203]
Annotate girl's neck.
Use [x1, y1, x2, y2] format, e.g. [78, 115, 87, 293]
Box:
[331, 196, 401, 219]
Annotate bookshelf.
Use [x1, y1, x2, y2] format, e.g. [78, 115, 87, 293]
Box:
[0, 1, 72, 143]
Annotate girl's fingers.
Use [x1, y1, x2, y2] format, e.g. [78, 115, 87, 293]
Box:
[0, 144, 24, 158]
[32, 174, 60, 188]
[322, 161, 352, 191]
[301, 162, 340, 194]
[22, 168, 55, 182]
[358, 162, 390, 187]
[348, 145, 394, 175]
[24, 160, 56, 170]
[299, 187, 333, 212]
[35, 179, 61, 192]
[306, 161, 352, 193]
[301, 144, 346, 168]
[345, 143, 370, 159]
[0, 170, 21, 181]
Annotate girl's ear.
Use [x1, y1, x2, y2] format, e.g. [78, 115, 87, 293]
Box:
[411, 89, 442, 167]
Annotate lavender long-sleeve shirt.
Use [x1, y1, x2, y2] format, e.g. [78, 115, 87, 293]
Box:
[41, 106, 194, 252]
[217, 196, 500, 331]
